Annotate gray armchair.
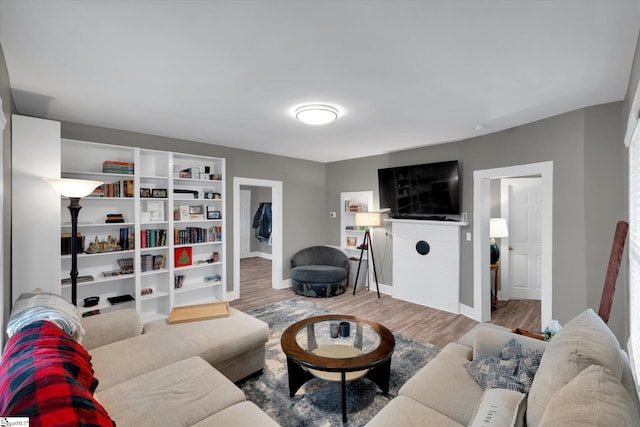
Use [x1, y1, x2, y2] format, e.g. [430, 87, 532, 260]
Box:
[290, 246, 349, 297]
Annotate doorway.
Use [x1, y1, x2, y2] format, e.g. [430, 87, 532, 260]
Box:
[232, 177, 284, 300]
[473, 162, 553, 329]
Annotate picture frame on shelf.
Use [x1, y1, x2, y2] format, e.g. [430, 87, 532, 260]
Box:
[152, 188, 168, 198]
[189, 205, 204, 215]
[140, 188, 151, 198]
[346, 236, 357, 248]
[207, 210, 221, 220]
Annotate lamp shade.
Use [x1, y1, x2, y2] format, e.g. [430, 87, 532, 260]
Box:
[45, 178, 103, 198]
[355, 212, 382, 228]
[490, 218, 509, 238]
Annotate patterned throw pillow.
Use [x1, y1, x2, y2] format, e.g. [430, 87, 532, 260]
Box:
[467, 338, 543, 393]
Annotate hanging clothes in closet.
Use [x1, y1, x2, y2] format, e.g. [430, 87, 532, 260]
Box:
[253, 202, 272, 245]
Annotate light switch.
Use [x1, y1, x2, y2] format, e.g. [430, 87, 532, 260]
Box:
[466, 232, 472, 241]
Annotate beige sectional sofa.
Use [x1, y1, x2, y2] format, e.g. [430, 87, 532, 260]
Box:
[84, 308, 279, 426]
[1, 292, 279, 427]
[366, 309, 640, 427]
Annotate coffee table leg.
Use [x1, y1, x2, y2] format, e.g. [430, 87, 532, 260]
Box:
[286, 357, 314, 397]
[341, 371, 347, 423]
[365, 357, 392, 395]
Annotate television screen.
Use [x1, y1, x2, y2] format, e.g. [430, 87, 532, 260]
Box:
[378, 160, 460, 219]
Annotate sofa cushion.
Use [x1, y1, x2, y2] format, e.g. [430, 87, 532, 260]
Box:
[527, 308, 623, 427]
[192, 401, 280, 427]
[97, 356, 245, 427]
[538, 365, 640, 427]
[468, 388, 527, 427]
[399, 343, 483, 426]
[291, 265, 347, 282]
[81, 309, 142, 350]
[365, 396, 465, 427]
[90, 308, 268, 390]
[467, 338, 542, 393]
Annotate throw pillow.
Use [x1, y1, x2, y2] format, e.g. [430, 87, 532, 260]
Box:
[538, 365, 640, 427]
[467, 338, 542, 393]
[469, 388, 527, 427]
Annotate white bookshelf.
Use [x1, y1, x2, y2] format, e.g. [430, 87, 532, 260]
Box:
[56, 139, 226, 321]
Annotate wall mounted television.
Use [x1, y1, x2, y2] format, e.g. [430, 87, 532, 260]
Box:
[378, 160, 460, 220]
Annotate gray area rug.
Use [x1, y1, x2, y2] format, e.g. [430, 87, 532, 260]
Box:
[238, 298, 440, 426]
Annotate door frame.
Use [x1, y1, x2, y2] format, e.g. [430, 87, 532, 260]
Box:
[500, 177, 543, 301]
[473, 161, 553, 328]
[232, 177, 284, 300]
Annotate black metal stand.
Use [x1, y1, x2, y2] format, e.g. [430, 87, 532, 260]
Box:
[67, 197, 82, 307]
[352, 229, 380, 298]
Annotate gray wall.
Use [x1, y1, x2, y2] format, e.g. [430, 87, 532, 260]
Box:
[60, 122, 326, 293]
[0, 43, 13, 342]
[325, 103, 628, 341]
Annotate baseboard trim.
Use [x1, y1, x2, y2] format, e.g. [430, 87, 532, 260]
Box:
[275, 278, 291, 290]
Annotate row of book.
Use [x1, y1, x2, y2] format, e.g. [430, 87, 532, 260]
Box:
[119, 227, 135, 251]
[141, 229, 168, 248]
[61, 233, 85, 255]
[174, 226, 222, 245]
[141, 254, 166, 272]
[103, 160, 134, 175]
[90, 180, 134, 198]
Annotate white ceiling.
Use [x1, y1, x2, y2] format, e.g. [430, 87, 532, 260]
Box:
[1, 1, 639, 163]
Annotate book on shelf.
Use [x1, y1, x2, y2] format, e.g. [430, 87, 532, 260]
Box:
[89, 180, 134, 198]
[119, 227, 135, 251]
[140, 254, 166, 272]
[141, 229, 167, 248]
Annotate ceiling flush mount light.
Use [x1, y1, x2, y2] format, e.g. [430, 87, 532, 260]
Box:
[295, 104, 339, 125]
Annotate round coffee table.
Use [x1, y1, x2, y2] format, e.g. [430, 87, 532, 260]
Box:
[280, 314, 395, 423]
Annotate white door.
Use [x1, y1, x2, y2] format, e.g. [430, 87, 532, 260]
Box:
[501, 178, 542, 300]
[239, 190, 251, 259]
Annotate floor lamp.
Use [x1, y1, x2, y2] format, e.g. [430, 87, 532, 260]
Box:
[352, 211, 381, 298]
[46, 178, 103, 306]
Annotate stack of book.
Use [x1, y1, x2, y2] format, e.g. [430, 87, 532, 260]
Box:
[106, 213, 124, 223]
[103, 160, 134, 175]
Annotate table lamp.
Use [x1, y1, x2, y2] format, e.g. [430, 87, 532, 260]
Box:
[490, 217, 509, 265]
[46, 178, 103, 306]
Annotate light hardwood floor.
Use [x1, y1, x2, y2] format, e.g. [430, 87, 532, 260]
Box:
[230, 257, 541, 349]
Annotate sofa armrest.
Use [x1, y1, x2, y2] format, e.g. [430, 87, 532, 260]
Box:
[470, 325, 548, 361]
[81, 309, 143, 350]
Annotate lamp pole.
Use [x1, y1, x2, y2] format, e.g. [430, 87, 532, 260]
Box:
[68, 197, 82, 306]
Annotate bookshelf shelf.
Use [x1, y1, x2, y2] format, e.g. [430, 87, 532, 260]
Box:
[56, 140, 226, 321]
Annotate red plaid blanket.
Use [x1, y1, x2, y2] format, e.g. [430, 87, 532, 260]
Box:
[0, 321, 114, 426]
